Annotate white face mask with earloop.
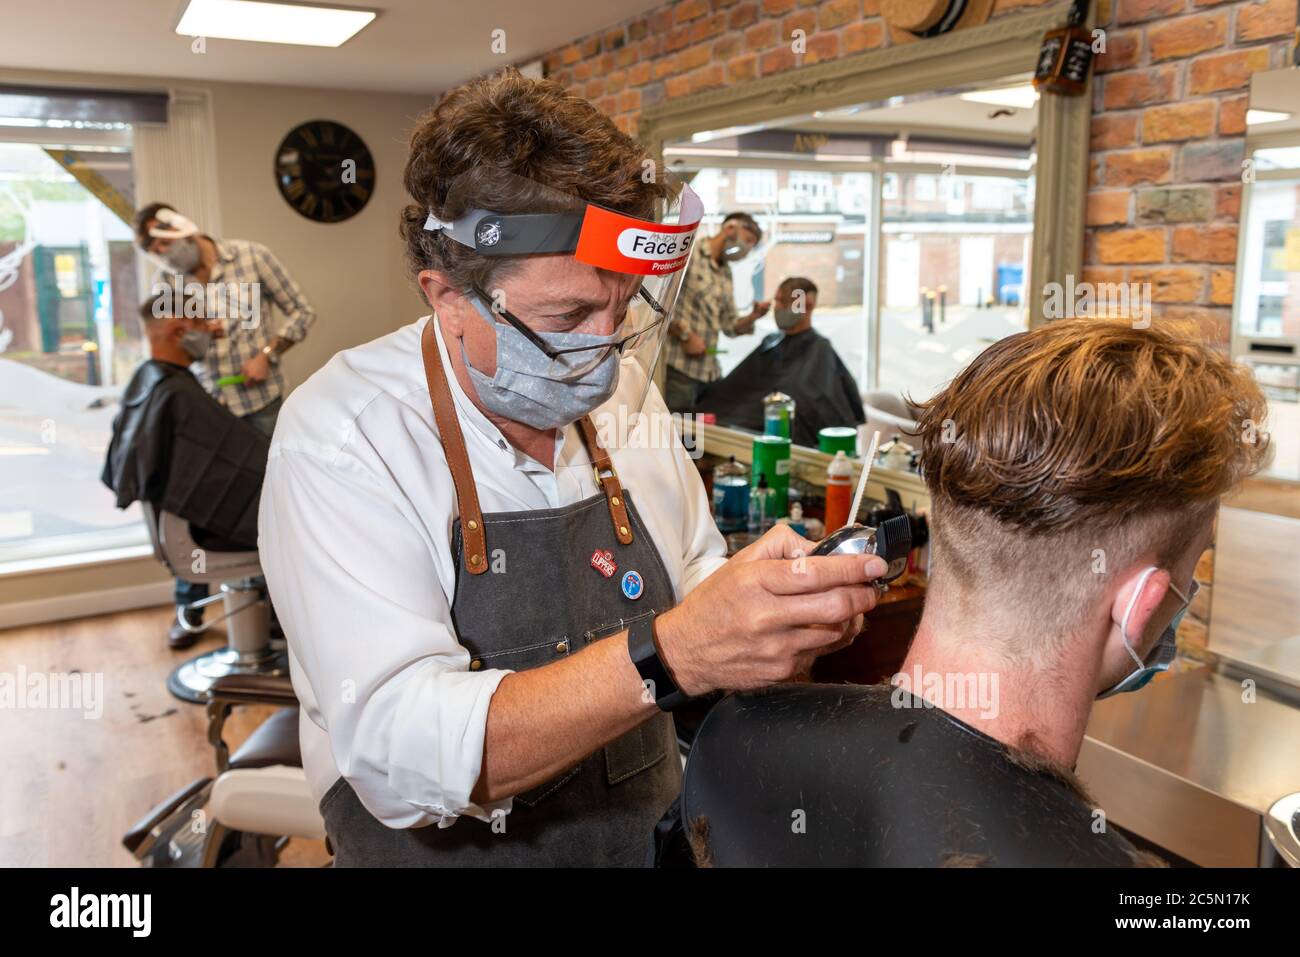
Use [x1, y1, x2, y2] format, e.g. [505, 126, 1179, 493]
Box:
[1096, 566, 1196, 699]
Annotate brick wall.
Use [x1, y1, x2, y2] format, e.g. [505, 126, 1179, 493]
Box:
[539, 0, 1298, 344]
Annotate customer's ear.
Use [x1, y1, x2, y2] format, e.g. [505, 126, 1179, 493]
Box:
[1105, 566, 1171, 660]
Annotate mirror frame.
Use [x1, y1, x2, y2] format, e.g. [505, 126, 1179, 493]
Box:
[637, 5, 1090, 330]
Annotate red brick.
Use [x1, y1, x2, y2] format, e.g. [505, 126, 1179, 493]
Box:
[1103, 67, 1178, 108]
[675, 0, 710, 22]
[1172, 224, 1238, 262]
[1095, 31, 1142, 72]
[1188, 48, 1271, 94]
[1130, 266, 1207, 302]
[689, 63, 727, 93]
[761, 45, 798, 74]
[1091, 113, 1140, 149]
[664, 75, 692, 99]
[615, 46, 638, 69]
[762, 0, 797, 13]
[1116, 0, 1184, 23]
[1147, 12, 1228, 60]
[1104, 148, 1175, 185]
[746, 21, 780, 48]
[573, 60, 593, 82]
[618, 89, 642, 113]
[1095, 227, 1167, 263]
[784, 10, 819, 39]
[1216, 184, 1241, 220]
[1209, 267, 1235, 304]
[1237, 0, 1294, 41]
[560, 44, 582, 65]
[1142, 100, 1216, 142]
[1087, 190, 1132, 225]
[678, 43, 711, 72]
[628, 62, 652, 86]
[819, 0, 862, 29]
[1219, 95, 1248, 135]
[729, 53, 760, 82]
[803, 31, 840, 63]
[730, 2, 760, 29]
[842, 20, 885, 52]
[691, 12, 729, 42]
[1160, 306, 1231, 346]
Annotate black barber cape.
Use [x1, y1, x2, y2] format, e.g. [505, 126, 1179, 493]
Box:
[695, 330, 865, 447]
[102, 359, 268, 549]
[653, 684, 1158, 867]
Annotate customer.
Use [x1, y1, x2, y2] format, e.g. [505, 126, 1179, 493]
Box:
[134, 203, 316, 436]
[102, 290, 269, 649]
[695, 276, 864, 445]
[662, 212, 770, 412]
[656, 318, 1268, 867]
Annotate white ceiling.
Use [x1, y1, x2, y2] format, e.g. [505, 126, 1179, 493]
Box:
[0, 0, 663, 95]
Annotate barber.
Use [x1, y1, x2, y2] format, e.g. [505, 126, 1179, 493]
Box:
[662, 211, 771, 412]
[258, 69, 885, 867]
[134, 203, 316, 437]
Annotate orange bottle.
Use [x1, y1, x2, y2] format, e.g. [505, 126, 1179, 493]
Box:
[824, 451, 854, 532]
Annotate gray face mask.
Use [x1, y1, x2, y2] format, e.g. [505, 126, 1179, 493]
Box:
[459, 296, 621, 431]
[163, 238, 201, 274]
[180, 327, 212, 361]
[774, 307, 801, 330]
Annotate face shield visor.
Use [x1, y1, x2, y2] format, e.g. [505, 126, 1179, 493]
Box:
[425, 167, 702, 460]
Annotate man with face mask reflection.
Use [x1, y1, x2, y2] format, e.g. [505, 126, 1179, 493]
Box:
[696, 276, 865, 446]
[257, 70, 888, 867]
[661, 211, 771, 412]
[656, 317, 1270, 867]
[133, 202, 316, 438]
[102, 291, 270, 649]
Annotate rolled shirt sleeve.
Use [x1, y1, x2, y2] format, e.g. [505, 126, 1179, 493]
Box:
[253, 242, 316, 344]
[259, 444, 512, 828]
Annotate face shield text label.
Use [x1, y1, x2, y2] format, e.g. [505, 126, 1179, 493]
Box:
[575, 204, 699, 276]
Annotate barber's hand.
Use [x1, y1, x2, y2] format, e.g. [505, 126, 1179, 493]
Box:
[748, 300, 771, 321]
[654, 525, 886, 697]
[683, 331, 708, 357]
[241, 352, 271, 383]
[205, 319, 227, 339]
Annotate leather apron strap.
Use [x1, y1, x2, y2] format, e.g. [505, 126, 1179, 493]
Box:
[421, 318, 489, 575]
[419, 317, 635, 575]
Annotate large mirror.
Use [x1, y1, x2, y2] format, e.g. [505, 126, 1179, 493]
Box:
[639, 6, 1087, 465]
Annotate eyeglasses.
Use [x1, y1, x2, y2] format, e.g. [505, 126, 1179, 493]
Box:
[470, 282, 667, 379]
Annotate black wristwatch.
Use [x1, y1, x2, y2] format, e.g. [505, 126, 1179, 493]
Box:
[627, 612, 689, 712]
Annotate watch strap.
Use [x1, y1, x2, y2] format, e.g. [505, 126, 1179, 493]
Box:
[627, 613, 688, 712]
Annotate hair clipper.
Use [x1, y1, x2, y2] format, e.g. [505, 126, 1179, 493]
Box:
[811, 514, 913, 586]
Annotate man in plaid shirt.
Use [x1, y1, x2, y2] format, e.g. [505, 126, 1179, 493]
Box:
[662, 211, 770, 412]
[134, 203, 316, 437]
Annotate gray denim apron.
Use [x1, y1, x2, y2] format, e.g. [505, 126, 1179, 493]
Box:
[318, 320, 682, 866]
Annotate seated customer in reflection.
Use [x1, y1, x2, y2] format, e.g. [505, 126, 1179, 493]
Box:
[102, 291, 269, 649]
[655, 318, 1268, 867]
[694, 277, 864, 446]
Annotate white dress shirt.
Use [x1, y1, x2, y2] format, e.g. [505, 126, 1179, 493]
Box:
[258, 315, 727, 829]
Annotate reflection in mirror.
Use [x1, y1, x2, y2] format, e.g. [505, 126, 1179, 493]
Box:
[662, 76, 1037, 452]
[1235, 68, 1300, 483]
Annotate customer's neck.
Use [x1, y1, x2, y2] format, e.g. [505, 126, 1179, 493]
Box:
[900, 613, 1101, 769]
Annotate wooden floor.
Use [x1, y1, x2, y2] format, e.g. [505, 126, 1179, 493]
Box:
[0, 605, 329, 867]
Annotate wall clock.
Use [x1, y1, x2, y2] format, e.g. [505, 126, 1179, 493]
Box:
[274, 119, 374, 223]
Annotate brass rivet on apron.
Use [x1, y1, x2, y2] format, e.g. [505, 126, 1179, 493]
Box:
[555, 641, 568, 654]
[467, 519, 478, 531]
[470, 659, 482, 670]
[611, 496, 621, 507]
[619, 525, 629, 537]
[470, 554, 482, 567]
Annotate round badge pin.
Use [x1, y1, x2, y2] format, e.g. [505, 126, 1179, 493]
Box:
[620, 570, 644, 601]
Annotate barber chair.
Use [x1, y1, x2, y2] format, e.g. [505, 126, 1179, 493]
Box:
[142, 503, 288, 703]
[123, 672, 327, 867]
